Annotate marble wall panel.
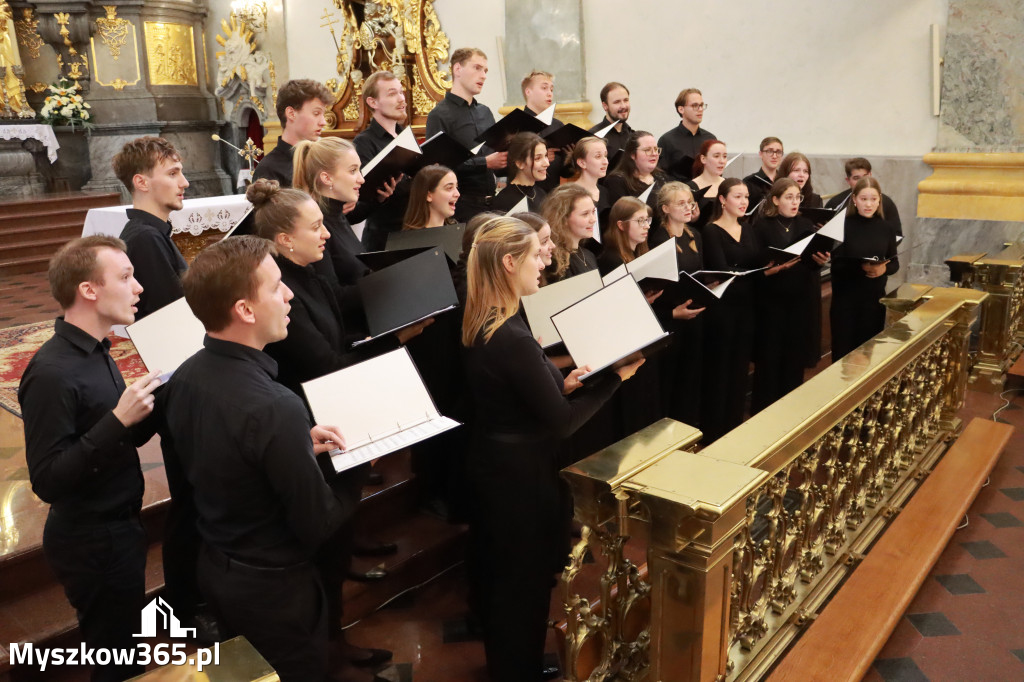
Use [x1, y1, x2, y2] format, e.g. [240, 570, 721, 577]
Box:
[503, 0, 584, 106]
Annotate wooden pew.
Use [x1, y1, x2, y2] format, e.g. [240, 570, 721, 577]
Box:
[766, 417, 1013, 682]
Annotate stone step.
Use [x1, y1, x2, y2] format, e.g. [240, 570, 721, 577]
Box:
[0, 220, 84, 246]
[0, 211, 92, 234]
[0, 255, 51, 277]
[0, 193, 120, 219]
[0, 236, 77, 263]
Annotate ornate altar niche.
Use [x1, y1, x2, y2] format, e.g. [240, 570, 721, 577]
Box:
[318, 0, 452, 139]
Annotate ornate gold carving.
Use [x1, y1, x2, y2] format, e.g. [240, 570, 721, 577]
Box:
[144, 22, 197, 86]
[54, 12, 72, 47]
[90, 18, 142, 91]
[342, 71, 363, 121]
[29, 81, 46, 92]
[418, 0, 451, 92]
[411, 71, 433, 115]
[95, 6, 129, 60]
[109, 78, 128, 90]
[14, 8, 44, 60]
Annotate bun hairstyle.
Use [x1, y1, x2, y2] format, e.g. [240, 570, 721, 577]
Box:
[245, 178, 312, 241]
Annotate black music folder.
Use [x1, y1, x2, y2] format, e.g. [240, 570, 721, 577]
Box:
[224, 204, 256, 238]
[800, 206, 840, 225]
[768, 207, 846, 261]
[475, 108, 548, 152]
[551, 275, 670, 381]
[357, 246, 430, 271]
[665, 155, 696, 180]
[543, 122, 590, 150]
[676, 271, 735, 309]
[354, 247, 458, 347]
[416, 131, 473, 171]
[302, 347, 461, 472]
[358, 127, 421, 201]
[385, 223, 465, 263]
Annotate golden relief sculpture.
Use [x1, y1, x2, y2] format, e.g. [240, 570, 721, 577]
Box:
[0, 0, 33, 118]
[317, 0, 452, 136]
[95, 6, 129, 60]
[54, 12, 72, 47]
[144, 22, 197, 86]
[14, 8, 44, 60]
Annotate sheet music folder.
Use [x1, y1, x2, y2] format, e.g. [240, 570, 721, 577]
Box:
[125, 297, 206, 382]
[551, 275, 670, 381]
[475, 108, 548, 151]
[302, 347, 461, 473]
[417, 131, 473, 171]
[385, 223, 465, 263]
[354, 247, 459, 347]
[358, 127, 421, 201]
[521, 269, 602, 348]
[542, 122, 590, 150]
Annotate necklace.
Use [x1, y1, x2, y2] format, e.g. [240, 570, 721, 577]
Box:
[776, 217, 793, 233]
[512, 183, 537, 200]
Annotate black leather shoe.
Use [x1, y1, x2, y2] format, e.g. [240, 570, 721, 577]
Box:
[349, 646, 393, 668]
[352, 540, 398, 557]
[347, 567, 388, 582]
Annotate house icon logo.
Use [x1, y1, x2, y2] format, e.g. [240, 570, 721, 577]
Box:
[133, 597, 197, 638]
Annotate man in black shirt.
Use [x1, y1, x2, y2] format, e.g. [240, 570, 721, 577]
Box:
[825, 157, 902, 235]
[658, 88, 716, 182]
[20, 235, 163, 682]
[353, 70, 412, 250]
[425, 47, 507, 222]
[587, 81, 634, 161]
[159, 236, 354, 682]
[252, 79, 333, 187]
[743, 136, 784, 209]
[112, 136, 190, 319]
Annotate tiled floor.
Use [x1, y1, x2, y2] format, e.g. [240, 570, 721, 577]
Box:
[0, 272, 59, 328]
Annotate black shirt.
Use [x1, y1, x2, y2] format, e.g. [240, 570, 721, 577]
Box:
[320, 198, 370, 286]
[120, 208, 187, 319]
[658, 124, 716, 182]
[158, 336, 351, 567]
[426, 91, 498, 198]
[353, 118, 413, 250]
[833, 212, 900, 281]
[464, 313, 620, 439]
[587, 117, 634, 158]
[742, 169, 775, 211]
[490, 183, 547, 214]
[825, 190, 902, 236]
[19, 318, 148, 517]
[252, 139, 294, 186]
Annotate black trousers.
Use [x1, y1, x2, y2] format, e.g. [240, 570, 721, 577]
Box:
[316, 463, 369, 639]
[469, 434, 568, 682]
[43, 512, 147, 682]
[830, 286, 887, 362]
[159, 443, 202, 623]
[198, 545, 328, 682]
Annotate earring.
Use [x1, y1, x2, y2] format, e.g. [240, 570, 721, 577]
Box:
[289, 247, 294, 252]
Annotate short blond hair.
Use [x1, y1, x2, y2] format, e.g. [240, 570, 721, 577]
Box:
[520, 70, 553, 98]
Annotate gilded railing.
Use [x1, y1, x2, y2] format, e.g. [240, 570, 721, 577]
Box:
[945, 243, 1024, 391]
[560, 286, 986, 682]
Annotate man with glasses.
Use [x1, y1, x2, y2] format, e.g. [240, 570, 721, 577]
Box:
[658, 88, 716, 182]
[744, 137, 785, 209]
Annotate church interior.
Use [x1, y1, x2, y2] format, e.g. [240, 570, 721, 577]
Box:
[1, 0, 1023, 681]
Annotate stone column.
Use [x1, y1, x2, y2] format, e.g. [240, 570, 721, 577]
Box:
[913, 0, 1024, 284]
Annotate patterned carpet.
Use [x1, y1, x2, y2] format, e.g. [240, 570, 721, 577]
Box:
[0, 320, 146, 417]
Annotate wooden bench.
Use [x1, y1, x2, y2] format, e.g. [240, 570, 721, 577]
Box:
[767, 417, 1014, 682]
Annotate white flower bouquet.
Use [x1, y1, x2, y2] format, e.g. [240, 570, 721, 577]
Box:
[38, 78, 94, 130]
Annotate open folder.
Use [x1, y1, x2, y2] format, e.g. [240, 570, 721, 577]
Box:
[521, 269, 602, 348]
[358, 127, 421, 201]
[302, 347, 461, 473]
[551, 275, 670, 381]
[677, 272, 735, 308]
[768, 207, 846, 260]
[600, 237, 679, 291]
[125, 297, 206, 382]
[385, 223, 465, 263]
[416, 131, 473, 171]
[354, 247, 458, 347]
[475, 108, 548, 152]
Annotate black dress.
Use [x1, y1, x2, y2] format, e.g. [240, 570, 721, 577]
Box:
[743, 169, 775, 212]
[700, 221, 764, 443]
[546, 247, 599, 284]
[490, 183, 548, 214]
[749, 214, 821, 413]
[685, 179, 718, 232]
[830, 212, 899, 361]
[464, 313, 620, 682]
[648, 226, 705, 426]
[604, 172, 668, 230]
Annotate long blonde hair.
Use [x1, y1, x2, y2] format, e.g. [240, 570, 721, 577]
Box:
[541, 183, 593, 279]
[292, 137, 357, 206]
[461, 216, 537, 346]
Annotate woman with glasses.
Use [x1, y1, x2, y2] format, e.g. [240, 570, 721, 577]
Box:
[491, 132, 551, 214]
[605, 131, 668, 228]
[541, 184, 600, 283]
[743, 137, 784, 211]
[749, 178, 829, 413]
[687, 139, 729, 230]
[778, 152, 823, 210]
[830, 177, 899, 362]
[462, 216, 640, 682]
[651, 182, 706, 426]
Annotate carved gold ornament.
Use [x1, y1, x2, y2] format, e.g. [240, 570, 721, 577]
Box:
[54, 12, 72, 47]
[29, 81, 47, 92]
[95, 6, 129, 60]
[14, 8, 44, 60]
[144, 22, 197, 86]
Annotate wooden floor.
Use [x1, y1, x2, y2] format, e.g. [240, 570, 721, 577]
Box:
[1, 275, 1023, 681]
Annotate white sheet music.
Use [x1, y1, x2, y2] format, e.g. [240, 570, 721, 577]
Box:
[601, 264, 627, 286]
[638, 183, 654, 203]
[522, 269, 603, 346]
[536, 103, 556, 125]
[125, 298, 206, 382]
[302, 347, 460, 471]
[506, 196, 529, 215]
[593, 119, 618, 139]
[626, 237, 679, 283]
[817, 207, 847, 241]
[361, 126, 420, 176]
[552, 276, 667, 379]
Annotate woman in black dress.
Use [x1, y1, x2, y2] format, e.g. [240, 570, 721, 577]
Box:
[687, 138, 729, 231]
[830, 177, 899, 361]
[402, 164, 460, 231]
[749, 178, 830, 413]
[652, 181, 707, 426]
[541, 184, 599, 282]
[491, 133, 550, 214]
[462, 215, 641, 682]
[777, 151, 823, 210]
[604, 131, 668, 226]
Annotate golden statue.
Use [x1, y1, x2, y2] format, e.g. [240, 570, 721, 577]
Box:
[0, 0, 33, 118]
